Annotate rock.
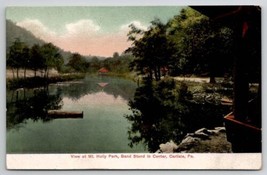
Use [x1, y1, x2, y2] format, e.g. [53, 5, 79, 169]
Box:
[177, 127, 231, 153]
[176, 136, 200, 152]
[156, 126, 232, 153]
[215, 127, 226, 133]
[195, 128, 214, 135]
[180, 136, 200, 145]
[185, 133, 195, 138]
[185, 128, 211, 140]
[194, 128, 207, 134]
[159, 140, 178, 153]
[155, 149, 162, 153]
[193, 133, 210, 140]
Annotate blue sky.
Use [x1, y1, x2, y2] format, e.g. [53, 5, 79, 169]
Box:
[6, 6, 184, 57]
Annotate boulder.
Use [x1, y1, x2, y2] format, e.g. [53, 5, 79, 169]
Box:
[156, 127, 232, 153]
[159, 140, 178, 153]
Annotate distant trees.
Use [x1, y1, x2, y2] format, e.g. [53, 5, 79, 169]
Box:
[7, 40, 134, 78]
[113, 52, 119, 58]
[66, 53, 131, 74]
[7, 39, 64, 79]
[67, 53, 89, 72]
[83, 53, 134, 74]
[89, 56, 101, 72]
[101, 53, 134, 74]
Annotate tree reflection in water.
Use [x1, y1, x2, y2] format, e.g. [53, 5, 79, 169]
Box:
[7, 86, 63, 130]
[125, 78, 230, 152]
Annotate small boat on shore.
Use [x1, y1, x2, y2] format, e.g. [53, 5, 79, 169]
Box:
[47, 110, 83, 119]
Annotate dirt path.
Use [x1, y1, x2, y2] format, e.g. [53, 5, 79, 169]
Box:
[174, 76, 224, 83]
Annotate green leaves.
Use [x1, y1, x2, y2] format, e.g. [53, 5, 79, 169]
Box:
[7, 39, 64, 78]
[41, 43, 64, 69]
[67, 53, 88, 72]
[127, 19, 177, 81]
[7, 38, 27, 69]
[166, 7, 234, 79]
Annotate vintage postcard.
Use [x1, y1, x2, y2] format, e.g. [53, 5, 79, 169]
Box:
[6, 6, 262, 169]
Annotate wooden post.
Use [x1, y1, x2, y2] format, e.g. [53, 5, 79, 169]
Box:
[233, 21, 249, 121]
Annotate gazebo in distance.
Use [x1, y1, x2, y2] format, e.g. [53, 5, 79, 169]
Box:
[191, 6, 261, 152]
[98, 67, 109, 75]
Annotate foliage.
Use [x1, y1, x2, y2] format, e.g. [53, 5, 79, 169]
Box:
[7, 38, 29, 78]
[126, 19, 177, 81]
[86, 53, 134, 74]
[102, 53, 134, 74]
[7, 40, 64, 79]
[67, 53, 89, 72]
[124, 8, 235, 83]
[125, 78, 230, 152]
[166, 7, 234, 82]
[41, 43, 64, 77]
[30, 44, 45, 75]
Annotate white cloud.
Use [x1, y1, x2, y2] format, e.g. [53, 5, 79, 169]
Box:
[120, 20, 148, 32]
[17, 19, 57, 40]
[16, 19, 139, 57]
[65, 19, 101, 37]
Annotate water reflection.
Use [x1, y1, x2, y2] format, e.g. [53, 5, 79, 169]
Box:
[125, 78, 230, 152]
[7, 76, 230, 153]
[7, 87, 63, 130]
[6, 76, 137, 130]
[56, 76, 136, 101]
[7, 76, 146, 153]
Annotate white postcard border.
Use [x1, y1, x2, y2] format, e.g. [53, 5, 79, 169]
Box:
[1, 0, 266, 173]
[6, 153, 262, 170]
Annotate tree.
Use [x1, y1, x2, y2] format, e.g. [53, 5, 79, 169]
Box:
[40, 43, 63, 78]
[67, 53, 88, 72]
[126, 19, 177, 81]
[29, 44, 45, 77]
[7, 38, 29, 79]
[113, 52, 119, 58]
[21, 46, 30, 79]
[89, 56, 100, 72]
[167, 7, 234, 83]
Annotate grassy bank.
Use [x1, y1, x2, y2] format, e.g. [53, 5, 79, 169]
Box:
[7, 73, 85, 90]
[85, 71, 137, 82]
[104, 72, 137, 80]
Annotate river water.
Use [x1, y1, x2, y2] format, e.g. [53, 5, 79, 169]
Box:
[6, 75, 147, 153]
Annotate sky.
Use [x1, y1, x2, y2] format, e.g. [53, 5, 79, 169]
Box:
[6, 6, 183, 57]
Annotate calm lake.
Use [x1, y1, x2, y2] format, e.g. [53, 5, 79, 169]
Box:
[7, 75, 147, 153]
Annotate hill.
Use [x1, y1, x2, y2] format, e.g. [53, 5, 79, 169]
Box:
[6, 19, 45, 49]
[6, 20, 73, 63]
[6, 20, 109, 63]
